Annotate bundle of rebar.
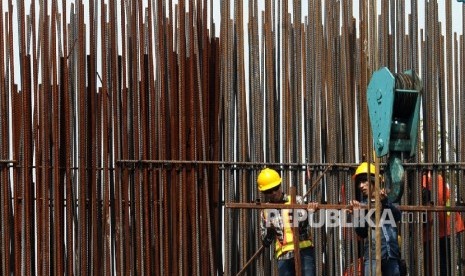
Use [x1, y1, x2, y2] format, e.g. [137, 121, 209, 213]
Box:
[0, 1, 464, 276]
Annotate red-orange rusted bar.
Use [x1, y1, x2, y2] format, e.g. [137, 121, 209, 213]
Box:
[226, 202, 465, 213]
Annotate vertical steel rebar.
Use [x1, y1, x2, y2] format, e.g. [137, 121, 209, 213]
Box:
[1, 1, 464, 275]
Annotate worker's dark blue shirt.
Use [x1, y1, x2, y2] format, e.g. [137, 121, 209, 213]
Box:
[354, 198, 402, 260]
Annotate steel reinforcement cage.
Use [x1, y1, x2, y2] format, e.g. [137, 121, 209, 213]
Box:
[0, 1, 465, 275]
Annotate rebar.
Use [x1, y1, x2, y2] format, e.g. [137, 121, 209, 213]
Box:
[0, 1, 464, 275]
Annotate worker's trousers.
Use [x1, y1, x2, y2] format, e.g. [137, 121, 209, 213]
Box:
[364, 258, 400, 276]
[277, 247, 315, 276]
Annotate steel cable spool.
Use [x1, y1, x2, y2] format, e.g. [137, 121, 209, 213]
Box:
[367, 67, 422, 205]
[393, 73, 417, 126]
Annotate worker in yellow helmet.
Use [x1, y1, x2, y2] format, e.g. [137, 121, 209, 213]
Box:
[349, 162, 403, 276]
[258, 167, 317, 276]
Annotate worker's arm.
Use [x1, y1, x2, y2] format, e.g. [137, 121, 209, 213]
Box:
[296, 196, 315, 229]
[381, 198, 402, 222]
[350, 200, 368, 238]
[380, 188, 402, 222]
[260, 211, 276, 247]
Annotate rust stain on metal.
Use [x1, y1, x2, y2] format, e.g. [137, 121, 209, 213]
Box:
[1, 1, 465, 275]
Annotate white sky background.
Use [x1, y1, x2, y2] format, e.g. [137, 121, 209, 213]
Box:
[208, 1, 464, 35]
[7, 1, 465, 39]
[3, 0, 464, 89]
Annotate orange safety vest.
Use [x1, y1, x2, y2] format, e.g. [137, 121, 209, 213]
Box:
[265, 196, 313, 259]
[422, 173, 465, 237]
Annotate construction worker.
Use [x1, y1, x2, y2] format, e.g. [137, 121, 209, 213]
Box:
[422, 171, 465, 276]
[258, 167, 317, 276]
[350, 162, 402, 276]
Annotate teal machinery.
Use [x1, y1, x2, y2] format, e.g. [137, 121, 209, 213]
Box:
[367, 67, 422, 203]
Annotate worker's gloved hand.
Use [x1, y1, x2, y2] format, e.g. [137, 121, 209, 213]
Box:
[262, 228, 276, 247]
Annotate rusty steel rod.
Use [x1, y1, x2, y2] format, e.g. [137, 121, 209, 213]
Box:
[236, 245, 266, 276]
[226, 202, 465, 213]
[1, 1, 465, 275]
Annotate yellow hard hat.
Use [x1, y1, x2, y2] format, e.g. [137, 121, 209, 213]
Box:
[353, 162, 376, 179]
[257, 168, 282, 191]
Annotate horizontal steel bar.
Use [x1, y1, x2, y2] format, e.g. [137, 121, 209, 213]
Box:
[116, 160, 465, 169]
[0, 160, 17, 163]
[13, 166, 115, 170]
[116, 160, 351, 168]
[225, 202, 465, 212]
[394, 89, 420, 93]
